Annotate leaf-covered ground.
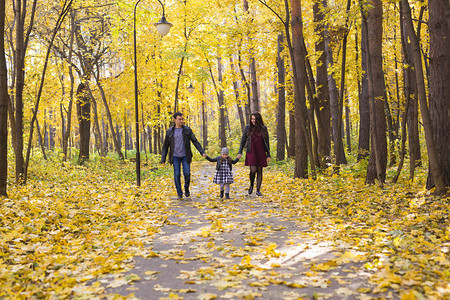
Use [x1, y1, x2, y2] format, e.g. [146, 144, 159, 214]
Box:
[0, 158, 448, 299]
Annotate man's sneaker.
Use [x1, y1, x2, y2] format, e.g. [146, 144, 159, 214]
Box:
[177, 194, 183, 200]
[256, 191, 262, 197]
[225, 193, 230, 199]
[220, 190, 224, 198]
[185, 189, 190, 197]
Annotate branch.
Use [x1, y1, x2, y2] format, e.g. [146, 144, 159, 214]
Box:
[22, 0, 38, 61]
[73, 3, 116, 11]
[257, 0, 286, 26]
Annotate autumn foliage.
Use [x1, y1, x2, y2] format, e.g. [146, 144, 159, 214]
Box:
[1, 158, 448, 298]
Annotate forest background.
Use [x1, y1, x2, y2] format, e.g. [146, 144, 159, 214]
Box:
[0, 0, 449, 192]
[0, 0, 448, 298]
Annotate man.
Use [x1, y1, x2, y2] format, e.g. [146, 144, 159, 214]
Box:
[161, 112, 207, 199]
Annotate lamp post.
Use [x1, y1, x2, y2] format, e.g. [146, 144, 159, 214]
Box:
[134, 0, 172, 186]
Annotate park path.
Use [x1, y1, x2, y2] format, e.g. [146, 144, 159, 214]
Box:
[103, 163, 378, 300]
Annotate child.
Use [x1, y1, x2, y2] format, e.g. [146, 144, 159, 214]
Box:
[206, 147, 240, 199]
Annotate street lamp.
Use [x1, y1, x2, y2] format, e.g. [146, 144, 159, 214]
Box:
[187, 82, 195, 94]
[155, 15, 173, 36]
[182, 74, 195, 93]
[134, 0, 172, 187]
[173, 73, 195, 112]
[174, 74, 195, 112]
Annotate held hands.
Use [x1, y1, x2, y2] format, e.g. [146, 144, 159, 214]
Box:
[202, 153, 207, 158]
[237, 154, 242, 159]
[267, 157, 271, 163]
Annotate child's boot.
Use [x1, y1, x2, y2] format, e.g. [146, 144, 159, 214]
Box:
[225, 193, 230, 199]
[220, 190, 224, 198]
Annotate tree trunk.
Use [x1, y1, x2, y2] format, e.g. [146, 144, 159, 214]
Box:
[158, 125, 162, 154]
[15, 0, 38, 183]
[314, 0, 331, 168]
[337, 0, 352, 165]
[249, 57, 260, 113]
[243, 0, 260, 113]
[128, 125, 133, 150]
[230, 57, 246, 133]
[141, 103, 147, 155]
[401, 0, 445, 193]
[0, 0, 8, 196]
[358, 20, 371, 161]
[152, 128, 158, 155]
[174, 42, 187, 113]
[294, 94, 308, 178]
[290, 0, 314, 179]
[217, 57, 227, 147]
[60, 103, 65, 148]
[89, 91, 104, 156]
[392, 79, 411, 184]
[238, 50, 251, 122]
[383, 87, 396, 166]
[115, 125, 122, 151]
[288, 108, 296, 158]
[13, 0, 27, 183]
[307, 104, 319, 169]
[63, 10, 75, 162]
[43, 116, 48, 148]
[364, 0, 387, 184]
[23, 0, 72, 183]
[304, 56, 320, 168]
[51, 116, 56, 149]
[35, 112, 47, 160]
[400, 7, 422, 177]
[236, 102, 245, 133]
[201, 82, 208, 150]
[93, 65, 124, 160]
[156, 100, 162, 155]
[103, 118, 109, 154]
[276, 32, 287, 161]
[406, 71, 421, 178]
[7, 95, 17, 154]
[76, 82, 91, 163]
[394, 26, 401, 163]
[345, 99, 351, 152]
[206, 55, 227, 148]
[154, 128, 159, 155]
[59, 71, 66, 151]
[48, 109, 55, 150]
[325, 26, 347, 166]
[427, 0, 450, 190]
[147, 125, 154, 153]
[355, 30, 362, 149]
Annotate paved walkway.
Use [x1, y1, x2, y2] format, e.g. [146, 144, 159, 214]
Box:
[103, 163, 379, 299]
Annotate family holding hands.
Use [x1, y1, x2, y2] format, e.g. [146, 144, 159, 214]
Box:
[161, 112, 271, 200]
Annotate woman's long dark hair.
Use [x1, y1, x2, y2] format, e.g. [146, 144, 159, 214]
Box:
[248, 112, 265, 135]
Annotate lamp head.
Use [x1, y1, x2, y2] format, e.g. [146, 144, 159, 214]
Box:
[155, 16, 173, 36]
[187, 83, 195, 94]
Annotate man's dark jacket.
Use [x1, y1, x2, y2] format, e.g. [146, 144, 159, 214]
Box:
[238, 125, 271, 157]
[161, 125, 205, 164]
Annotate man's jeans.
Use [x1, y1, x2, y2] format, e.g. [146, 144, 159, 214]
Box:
[173, 156, 191, 197]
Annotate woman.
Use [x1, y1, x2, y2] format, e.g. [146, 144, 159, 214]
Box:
[237, 112, 271, 196]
